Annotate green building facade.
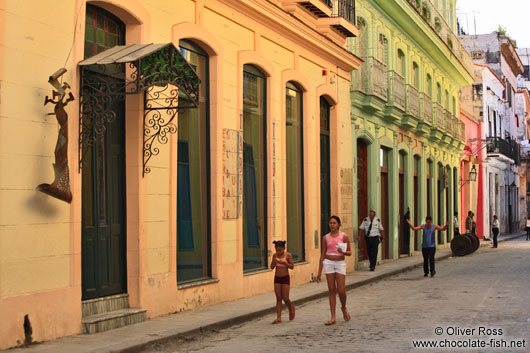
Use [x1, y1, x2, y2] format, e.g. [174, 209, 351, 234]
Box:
[348, 0, 474, 265]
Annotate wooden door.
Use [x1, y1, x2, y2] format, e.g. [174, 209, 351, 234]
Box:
[413, 174, 419, 251]
[399, 172, 406, 255]
[437, 175, 442, 244]
[380, 169, 390, 259]
[357, 140, 368, 261]
[82, 97, 126, 300]
[320, 98, 331, 237]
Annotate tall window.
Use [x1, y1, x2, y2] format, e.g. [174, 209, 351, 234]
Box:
[452, 97, 456, 115]
[412, 62, 420, 88]
[437, 83, 442, 104]
[243, 65, 267, 272]
[427, 74, 433, 97]
[445, 89, 449, 109]
[320, 97, 331, 237]
[177, 40, 211, 283]
[397, 49, 405, 77]
[378, 34, 388, 65]
[286, 82, 304, 262]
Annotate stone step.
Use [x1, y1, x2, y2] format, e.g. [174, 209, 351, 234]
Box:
[82, 308, 147, 334]
[82, 293, 130, 318]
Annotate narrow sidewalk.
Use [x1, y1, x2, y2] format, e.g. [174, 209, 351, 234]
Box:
[8, 231, 525, 353]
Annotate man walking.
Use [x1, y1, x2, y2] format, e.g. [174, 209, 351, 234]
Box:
[453, 212, 460, 237]
[465, 211, 472, 234]
[358, 210, 384, 271]
[407, 216, 447, 277]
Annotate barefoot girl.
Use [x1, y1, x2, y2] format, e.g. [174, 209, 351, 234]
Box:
[317, 216, 352, 325]
[270, 240, 295, 324]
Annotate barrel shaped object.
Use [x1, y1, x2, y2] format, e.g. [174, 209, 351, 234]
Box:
[451, 234, 472, 256]
[467, 233, 480, 253]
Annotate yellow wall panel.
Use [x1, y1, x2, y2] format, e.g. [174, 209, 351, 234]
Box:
[0, 255, 70, 296]
[147, 247, 169, 275]
[261, 37, 294, 69]
[0, 190, 70, 226]
[0, 224, 70, 261]
[145, 221, 170, 250]
[203, 7, 253, 50]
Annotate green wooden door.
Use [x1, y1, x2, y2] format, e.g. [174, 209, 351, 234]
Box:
[82, 5, 126, 300]
[82, 97, 126, 300]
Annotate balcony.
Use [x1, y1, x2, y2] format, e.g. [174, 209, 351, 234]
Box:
[283, 0, 333, 17]
[420, 93, 433, 125]
[459, 120, 466, 142]
[387, 71, 405, 109]
[433, 102, 444, 131]
[405, 84, 420, 118]
[444, 110, 452, 136]
[317, 0, 358, 37]
[487, 137, 517, 162]
[354, 56, 387, 100]
[404, 0, 474, 76]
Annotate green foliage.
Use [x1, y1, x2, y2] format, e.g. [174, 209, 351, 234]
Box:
[421, 2, 431, 22]
[435, 17, 442, 32]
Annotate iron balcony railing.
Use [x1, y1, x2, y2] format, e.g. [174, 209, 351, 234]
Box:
[420, 93, 432, 125]
[458, 120, 466, 142]
[330, 0, 356, 24]
[405, 84, 420, 117]
[444, 110, 452, 135]
[357, 56, 387, 100]
[321, 0, 333, 6]
[388, 71, 405, 108]
[487, 137, 517, 161]
[433, 102, 444, 130]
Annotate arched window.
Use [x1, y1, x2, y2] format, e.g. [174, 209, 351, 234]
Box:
[426, 74, 433, 97]
[437, 82, 442, 104]
[378, 34, 388, 65]
[242, 64, 267, 272]
[452, 96, 457, 115]
[397, 49, 406, 77]
[357, 17, 367, 57]
[82, 4, 127, 300]
[445, 89, 450, 109]
[177, 40, 211, 283]
[320, 97, 331, 238]
[286, 82, 304, 262]
[412, 62, 420, 88]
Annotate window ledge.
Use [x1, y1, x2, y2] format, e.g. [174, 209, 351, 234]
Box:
[177, 278, 220, 290]
[244, 268, 272, 276]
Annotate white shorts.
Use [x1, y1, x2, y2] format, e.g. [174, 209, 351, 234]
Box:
[322, 259, 347, 275]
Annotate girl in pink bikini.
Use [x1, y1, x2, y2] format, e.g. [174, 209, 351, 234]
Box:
[270, 240, 295, 324]
[317, 216, 352, 325]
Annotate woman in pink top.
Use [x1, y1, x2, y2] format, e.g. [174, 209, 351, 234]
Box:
[317, 216, 352, 325]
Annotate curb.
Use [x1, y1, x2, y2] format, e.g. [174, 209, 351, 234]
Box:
[113, 233, 526, 353]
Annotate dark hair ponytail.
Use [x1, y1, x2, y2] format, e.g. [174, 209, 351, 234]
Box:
[329, 215, 341, 227]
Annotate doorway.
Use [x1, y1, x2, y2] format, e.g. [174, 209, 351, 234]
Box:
[357, 139, 368, 261]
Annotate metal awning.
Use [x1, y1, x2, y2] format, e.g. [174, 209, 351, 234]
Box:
[78, 43, 201, 175]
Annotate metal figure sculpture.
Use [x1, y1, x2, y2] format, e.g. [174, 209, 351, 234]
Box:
[37, 68, 74, 203]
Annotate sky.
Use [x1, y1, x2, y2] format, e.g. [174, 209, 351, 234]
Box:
[456, 0, 530, 48]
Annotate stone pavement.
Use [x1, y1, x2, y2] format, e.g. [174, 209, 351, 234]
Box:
[7, 231, 525, 353]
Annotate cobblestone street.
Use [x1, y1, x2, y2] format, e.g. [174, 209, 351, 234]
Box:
[144, 239, 530, 353]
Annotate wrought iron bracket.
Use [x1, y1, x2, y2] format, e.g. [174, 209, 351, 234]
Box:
[78, 43, 200, 175]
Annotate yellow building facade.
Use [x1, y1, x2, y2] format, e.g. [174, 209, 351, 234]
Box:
[0, 0, 360, 348]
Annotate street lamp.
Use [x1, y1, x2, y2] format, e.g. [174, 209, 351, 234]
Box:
[460, 165, 477, 188]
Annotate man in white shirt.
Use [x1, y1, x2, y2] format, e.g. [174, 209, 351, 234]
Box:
[359, 210, 385, 271]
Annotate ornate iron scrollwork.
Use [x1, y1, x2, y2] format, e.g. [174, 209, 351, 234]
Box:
[78, 43, 200, 175]
[143, 84, 179, 175]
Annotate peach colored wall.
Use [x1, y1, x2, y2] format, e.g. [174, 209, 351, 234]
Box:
[0, 0, 360, 348]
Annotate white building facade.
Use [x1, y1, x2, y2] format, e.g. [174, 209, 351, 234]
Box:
[460, 33, 523, 234]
